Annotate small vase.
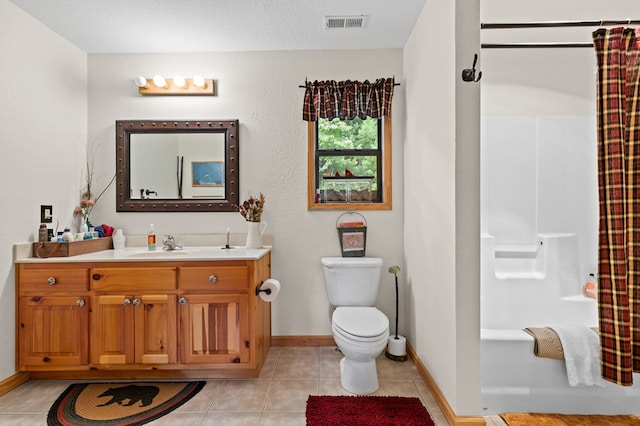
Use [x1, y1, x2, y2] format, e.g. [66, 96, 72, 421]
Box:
[112, 229, 126, 250]
[245, 221, 267, 249]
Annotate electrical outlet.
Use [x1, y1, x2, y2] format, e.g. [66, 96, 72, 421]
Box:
[41, 205, 53, 223]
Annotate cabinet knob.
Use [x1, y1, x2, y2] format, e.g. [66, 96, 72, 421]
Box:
[47, 277, 56, 286]
[179, 297, 188, 305]
[76, 299, 86, 307]
[133, 298, 141, 306]
[208, 274, 218, 283]
[123, 298, 131, 306]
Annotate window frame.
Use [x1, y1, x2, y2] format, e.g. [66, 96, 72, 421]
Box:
[307, 115, 392, 210]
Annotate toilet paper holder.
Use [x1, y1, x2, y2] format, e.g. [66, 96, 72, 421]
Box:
[255, 281, 272, 296]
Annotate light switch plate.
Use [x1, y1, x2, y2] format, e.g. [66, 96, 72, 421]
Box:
[41, 205, 53, 223]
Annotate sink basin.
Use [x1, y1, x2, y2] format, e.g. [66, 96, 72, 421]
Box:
[113, 246, 267, 261]
[124, 249, 191, 258]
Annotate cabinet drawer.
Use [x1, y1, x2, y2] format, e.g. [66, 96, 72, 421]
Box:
[19, 268, 88, 292]
[180, 266, 249, 291]
[91, 267, 177, 291]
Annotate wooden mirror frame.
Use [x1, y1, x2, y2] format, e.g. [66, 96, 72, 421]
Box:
[115, 119, 239, 212]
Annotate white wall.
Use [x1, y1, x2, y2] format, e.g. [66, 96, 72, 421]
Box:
[0, 0, 87, 381]
[86, 50, 406, 338]
[403, 0, 481, 416]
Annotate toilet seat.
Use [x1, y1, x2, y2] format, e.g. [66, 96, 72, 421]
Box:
[332, 307, 389, 341]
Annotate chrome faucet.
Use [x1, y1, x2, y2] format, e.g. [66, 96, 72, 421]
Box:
[162, 235, 182, 251]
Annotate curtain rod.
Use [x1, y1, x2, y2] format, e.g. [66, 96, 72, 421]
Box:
[482, 42, 594, 49]
[481, 19, 640, 48]
[481, 19, 640, 30]
[298, 80, 401, 88]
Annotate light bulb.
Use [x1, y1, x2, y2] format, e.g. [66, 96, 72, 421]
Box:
[152, 75, 167, 88]
[134, 76, 147, 88]
[173, 75, 186, 88]
[193, 75, 206, 88]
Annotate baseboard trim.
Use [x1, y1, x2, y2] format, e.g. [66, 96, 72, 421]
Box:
[271, 335, 335, 346]
[407, 343, 486, 426]
[0, 372, 29, 397]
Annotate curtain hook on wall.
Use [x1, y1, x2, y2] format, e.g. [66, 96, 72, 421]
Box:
[461, 53, 482, 82]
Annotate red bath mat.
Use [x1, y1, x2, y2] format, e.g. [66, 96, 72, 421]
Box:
[306, 395, 434, 425]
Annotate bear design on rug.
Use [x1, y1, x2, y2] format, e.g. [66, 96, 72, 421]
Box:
[96, 385, 160, 407]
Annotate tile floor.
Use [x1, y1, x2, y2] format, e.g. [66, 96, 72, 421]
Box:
[0, 346, 506, 425]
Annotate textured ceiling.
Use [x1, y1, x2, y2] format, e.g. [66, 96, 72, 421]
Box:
[8, 0, 427, 53]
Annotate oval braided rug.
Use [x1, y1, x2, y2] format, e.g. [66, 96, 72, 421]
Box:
[306, 395, 434, 425]
[47, 381, 205, 426]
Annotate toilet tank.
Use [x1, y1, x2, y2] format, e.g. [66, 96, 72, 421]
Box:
[321, 257, 383, 306]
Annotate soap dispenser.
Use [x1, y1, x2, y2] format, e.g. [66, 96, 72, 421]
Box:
[148, 224, 156, 251]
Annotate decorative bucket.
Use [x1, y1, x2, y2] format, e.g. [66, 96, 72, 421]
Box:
[336, 212, 367, 257]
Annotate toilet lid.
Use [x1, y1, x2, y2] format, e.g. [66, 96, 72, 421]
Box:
[333, 307, 388, 338]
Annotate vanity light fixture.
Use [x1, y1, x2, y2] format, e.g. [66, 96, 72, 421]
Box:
[134, 76, 148, 88]
[192, 75, 206, 88]
[173, 74, 186, 88]
[135, 74, 215, 96]
[152, 75, 167, 88]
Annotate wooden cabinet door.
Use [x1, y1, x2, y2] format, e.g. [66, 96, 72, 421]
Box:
[179, 293, 250, 364]
[134, 294, 177, 364]
[18, 295, 89, 368]
[91, 294, 177, 365]
[91, 294, 135, 365]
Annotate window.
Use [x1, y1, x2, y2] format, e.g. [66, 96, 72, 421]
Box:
[308, 115, 392, 210]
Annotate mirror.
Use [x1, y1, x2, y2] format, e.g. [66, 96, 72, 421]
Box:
[116, 120, 239, 212]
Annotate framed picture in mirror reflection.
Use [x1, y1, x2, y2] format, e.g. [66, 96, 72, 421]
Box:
[191, 161, 224, 187]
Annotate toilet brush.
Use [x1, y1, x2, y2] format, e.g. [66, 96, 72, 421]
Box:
[386, 265, 407, 361]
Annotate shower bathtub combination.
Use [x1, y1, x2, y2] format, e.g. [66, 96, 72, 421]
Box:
[481, 233, 640, 416]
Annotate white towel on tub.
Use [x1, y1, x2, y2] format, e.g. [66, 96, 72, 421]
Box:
[551, 325, 605, 387]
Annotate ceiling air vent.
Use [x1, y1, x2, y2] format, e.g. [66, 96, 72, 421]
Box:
[325, 15, 369, 30]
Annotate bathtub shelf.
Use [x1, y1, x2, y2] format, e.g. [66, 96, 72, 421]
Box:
[492, 242, 546, 279]
[495, 271, 545, 279]
[494, 244, 539, 259]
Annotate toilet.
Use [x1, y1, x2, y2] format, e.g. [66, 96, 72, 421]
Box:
[321, 257, 389, 395]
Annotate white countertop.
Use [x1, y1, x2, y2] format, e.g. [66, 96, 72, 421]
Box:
[15, 233, 273, 263]
[15, 243, 271, 263]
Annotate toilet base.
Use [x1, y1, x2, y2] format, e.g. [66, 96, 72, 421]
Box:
[339, 357, 379, 395]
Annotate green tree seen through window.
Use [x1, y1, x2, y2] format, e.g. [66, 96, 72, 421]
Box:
[317, 118, 380, 196]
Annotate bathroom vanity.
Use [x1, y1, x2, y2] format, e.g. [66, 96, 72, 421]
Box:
[14, 245, 271, 379]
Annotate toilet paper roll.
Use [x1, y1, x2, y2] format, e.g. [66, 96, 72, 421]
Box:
[387, 335, 407, 356]
[258, 278, 281, 302]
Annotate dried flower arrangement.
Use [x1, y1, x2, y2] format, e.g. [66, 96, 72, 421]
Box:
[73, 142, 115, 225]
[237, 193, 266, 222]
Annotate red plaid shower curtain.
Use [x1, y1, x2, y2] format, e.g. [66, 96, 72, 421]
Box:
[593, 27, 640, 386]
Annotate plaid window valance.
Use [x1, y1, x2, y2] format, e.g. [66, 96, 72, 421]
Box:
[302, 78, 395, 121]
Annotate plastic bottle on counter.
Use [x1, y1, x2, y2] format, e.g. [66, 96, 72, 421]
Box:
[148, 224, 156, 251]
[61, 227, 74, 242]
[583, 273, 597, 299]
